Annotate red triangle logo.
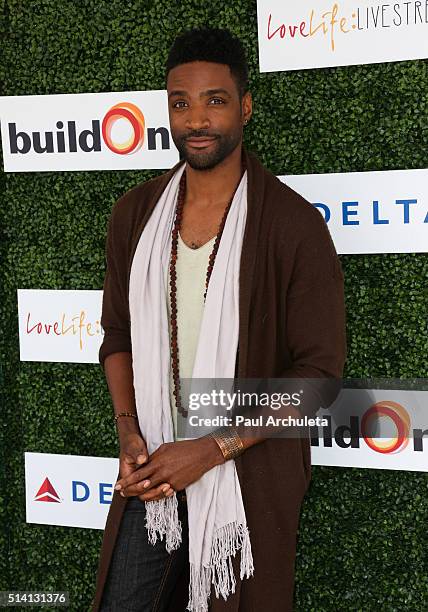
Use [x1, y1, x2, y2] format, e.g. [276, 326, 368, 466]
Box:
[34, 477, 61, 503]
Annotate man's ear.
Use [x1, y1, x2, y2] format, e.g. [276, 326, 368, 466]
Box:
[242, 91, 253, 123]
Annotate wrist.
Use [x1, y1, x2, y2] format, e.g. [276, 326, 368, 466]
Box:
[209, 427, 244, 461]
[197, 435, 226, 468]
[116, 415, 140, 441]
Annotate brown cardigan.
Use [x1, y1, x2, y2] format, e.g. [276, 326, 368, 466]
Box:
[92, 146, 347, 611]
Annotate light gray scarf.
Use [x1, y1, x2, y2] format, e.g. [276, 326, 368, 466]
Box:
[129, 162, 254, 612]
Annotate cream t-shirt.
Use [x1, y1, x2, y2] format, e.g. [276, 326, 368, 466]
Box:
[165, 231, 216, 440]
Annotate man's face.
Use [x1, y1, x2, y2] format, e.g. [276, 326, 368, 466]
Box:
[167, 61, 250, 170]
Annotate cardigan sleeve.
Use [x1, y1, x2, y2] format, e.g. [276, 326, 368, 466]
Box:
[98, 199, 132, 369]
[279, 205, 347, 417]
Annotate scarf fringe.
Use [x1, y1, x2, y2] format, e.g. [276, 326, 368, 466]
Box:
[187, 521, 254, 612]
[145, 494, 182, 553]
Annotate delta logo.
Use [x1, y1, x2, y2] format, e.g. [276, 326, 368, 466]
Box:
[34, 477, 61, 503]
[8, 102, 171, 156]
[312, 400, 427, 453]
[34, 477, 113, 505]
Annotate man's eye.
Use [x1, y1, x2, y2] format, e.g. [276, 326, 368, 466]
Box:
[209, 98, 225, 104]
[172, 101, 187, 108]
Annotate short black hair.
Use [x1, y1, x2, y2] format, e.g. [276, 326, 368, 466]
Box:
[166, 27, 249, 100]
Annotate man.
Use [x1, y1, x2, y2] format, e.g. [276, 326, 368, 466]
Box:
[92, 27, 346, 612]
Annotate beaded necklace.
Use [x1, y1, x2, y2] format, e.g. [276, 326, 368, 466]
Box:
[169, 163, 245, 417]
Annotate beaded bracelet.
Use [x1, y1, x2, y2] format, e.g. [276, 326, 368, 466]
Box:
[209, 426, 244, 461]
[114, 412, 138, 424]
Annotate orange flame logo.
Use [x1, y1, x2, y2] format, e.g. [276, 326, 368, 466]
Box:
[361, 401, 410, 454]
[102, 102, 145, 155]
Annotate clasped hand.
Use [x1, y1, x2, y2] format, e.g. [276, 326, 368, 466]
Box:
[115, 437, 224, 502]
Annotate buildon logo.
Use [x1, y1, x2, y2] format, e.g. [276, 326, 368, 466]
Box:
[313, 400, 426, 453]
[362, 400, 411, 454]
[102, 102, 145, 154]
[8, 101, 170, 155]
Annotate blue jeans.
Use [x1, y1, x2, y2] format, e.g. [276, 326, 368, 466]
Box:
[100, 492, 189, 612]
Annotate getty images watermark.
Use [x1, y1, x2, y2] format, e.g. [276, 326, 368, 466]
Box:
[173, 377, 428, 441]
[176, 377, 335, 438]
[186, 387, 325, 426]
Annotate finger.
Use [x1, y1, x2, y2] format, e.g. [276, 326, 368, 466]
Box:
[120, 450, 146, 480]
[138, 483, 174, 502]
[138, 493, 164, 502]
[120, 472, 165, 496]
[143, 491, 174, 502]
[125, 438, 148, 465]
[136, 453, 148, 465]
[120, 453, 139, 472]
[141, 482, 174, 501]
[133, 441, 149, 465]
[123, 453, 147, 467]
[115, 463, 154, 491]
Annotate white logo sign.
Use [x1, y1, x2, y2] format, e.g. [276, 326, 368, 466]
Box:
[257, 0, 428, 72]
[25, 452, 119, 530]
[18, 289, 103, 363]
[280, 168, 428, 254]
[311, 388, 428, 472]
[0, 90, 178, 172]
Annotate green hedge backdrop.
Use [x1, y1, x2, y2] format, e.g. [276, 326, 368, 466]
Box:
[1, 1, 427, 610]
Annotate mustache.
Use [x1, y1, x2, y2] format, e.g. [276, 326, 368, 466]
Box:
[183, 131, 219, 140]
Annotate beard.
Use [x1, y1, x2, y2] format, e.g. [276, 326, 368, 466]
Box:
[172, 127, 242, 171]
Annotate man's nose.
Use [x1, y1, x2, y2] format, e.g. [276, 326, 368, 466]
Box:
[185, 105, 210, 130]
